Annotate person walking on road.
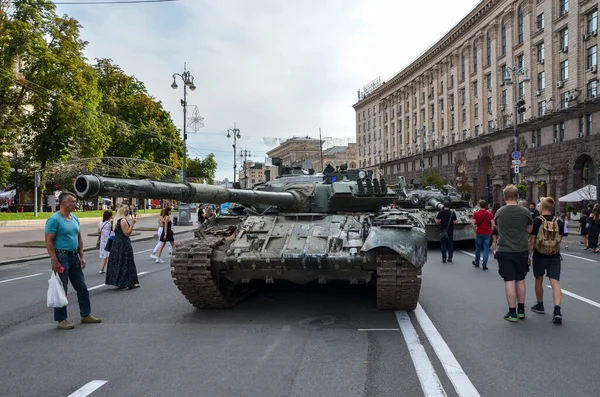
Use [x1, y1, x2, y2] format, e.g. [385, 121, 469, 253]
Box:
[529, 197, 564, 324]
[97, 210, 113, 273]
[579, 208, 589, 248]
[490, 202, 501, 256]
[587, 204, 600, 253]
[529, 202, 540, 219]
[105, 204, 140, 289]
[150, 209, 172, 259]
[155, 207, 175, 263]
[435, 201, 458, 263]
[472, 199, 494, 270]
[494, 185, 533, 322]
[44, 192, 102, 330]
[561, 213, 569, 250]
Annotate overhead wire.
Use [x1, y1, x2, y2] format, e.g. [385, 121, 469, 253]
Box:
[53, 0, 179, 4]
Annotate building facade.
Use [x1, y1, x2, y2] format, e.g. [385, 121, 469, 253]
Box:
[306, 144, 359, 172]
[354, 0, 600, 206]
[266, 136, 321, 168]
[238, 162, 279, 188]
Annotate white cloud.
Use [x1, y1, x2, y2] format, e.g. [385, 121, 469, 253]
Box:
[57, 0, 480, 181]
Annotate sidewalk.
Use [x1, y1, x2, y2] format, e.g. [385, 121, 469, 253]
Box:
[0, 213, 198, 266]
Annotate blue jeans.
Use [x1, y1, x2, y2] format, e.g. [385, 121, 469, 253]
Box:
[441, 231, 454, 261]
[475, 234, 491, 267]
[53, 251, 91, 322]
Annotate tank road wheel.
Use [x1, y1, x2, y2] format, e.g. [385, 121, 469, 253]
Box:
[376, 254, 422, 310]
[171, 236, 236, 309]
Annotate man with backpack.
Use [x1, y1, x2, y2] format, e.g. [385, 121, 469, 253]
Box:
[471, 199, 494, 270]
[529, 197, 564, 324]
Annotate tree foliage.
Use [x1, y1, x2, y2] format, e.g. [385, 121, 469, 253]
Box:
[422, 169, 447, 189]
[186, 154, 217, 184]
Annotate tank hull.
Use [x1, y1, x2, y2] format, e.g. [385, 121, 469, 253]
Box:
[403, 208, 476, 242]
[172, 212, 426, 310]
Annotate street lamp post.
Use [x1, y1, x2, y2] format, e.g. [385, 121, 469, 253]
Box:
[10, 166, 23, 212]
[417, 126, 431, 181]
[170, 62, 196, 182]
[502, 60, 530, 184]
[227, 123, 241, 184]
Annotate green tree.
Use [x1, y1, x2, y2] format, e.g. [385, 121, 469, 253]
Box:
[186, 154, 217, 184]
[422, 169, 447, 189]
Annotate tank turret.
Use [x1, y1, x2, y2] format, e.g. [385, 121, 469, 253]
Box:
[74, 166, 426, 311]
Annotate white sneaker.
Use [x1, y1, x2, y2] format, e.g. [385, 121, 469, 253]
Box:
[150, 254, 158, 259]
[156, 258, 164, 263]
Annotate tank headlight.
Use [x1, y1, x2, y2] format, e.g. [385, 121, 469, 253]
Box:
[358, 171, 366, 179]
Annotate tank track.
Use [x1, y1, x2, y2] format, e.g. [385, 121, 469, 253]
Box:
[171, 235, 234, 309]
[376, 254, 422, 310]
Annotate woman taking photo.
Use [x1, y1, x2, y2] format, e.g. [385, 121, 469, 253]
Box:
[155, 207, 175, 263]
[97, 210, 113, 273]
[105, 204, 140, 289]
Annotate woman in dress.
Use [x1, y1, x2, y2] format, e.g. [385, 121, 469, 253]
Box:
[587, 205, 600, 253]
[150, 208, 172, 259]
[105, 204, 140, 289]
[155, 207, 175, 263]
[97, 210, 113, 273]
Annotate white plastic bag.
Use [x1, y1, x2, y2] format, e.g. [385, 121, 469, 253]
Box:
[47, 272, 68, 308]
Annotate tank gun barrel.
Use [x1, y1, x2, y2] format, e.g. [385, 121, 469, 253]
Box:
[427, 198, 444, 210]
[74, 175, 298, 208]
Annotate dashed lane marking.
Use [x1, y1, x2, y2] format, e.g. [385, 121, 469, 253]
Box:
[0, 273, 44, 284]
[88, 272, 148, 292]
[67, 380, 107, 397]
[546, 286, 600, 309]
[396, 311, 447, 396]
[134, 248, 153, 255]
[414, 304, 481, 397]
[560, 253, 597, 263]
[357, 328, 399, 331]
[459, 251, 475, 258]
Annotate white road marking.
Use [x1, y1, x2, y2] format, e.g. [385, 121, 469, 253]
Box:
[395, 311, 447, 397]
[252, 325, 291, 375]
[459, 250, 475, 258]
[561, 253, 597, 263]
[88, 272, 148, 291]
[134, 248, 153, 255]
[0, 273, 44, 284]
[546, 286, 600, 309]
[67, 380, 107, 397]
[414, 304, 481, 397]
[357, 328, 399, 331]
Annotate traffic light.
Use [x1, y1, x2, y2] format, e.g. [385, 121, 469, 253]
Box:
[517, 99, 526, 114]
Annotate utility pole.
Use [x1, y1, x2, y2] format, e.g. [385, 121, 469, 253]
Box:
[319, 127, 324, 172]
[239, 148, 251, 188]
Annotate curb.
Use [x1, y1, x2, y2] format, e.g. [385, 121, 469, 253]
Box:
[0, 228, 195, 267]
[0, 212, 162, 227]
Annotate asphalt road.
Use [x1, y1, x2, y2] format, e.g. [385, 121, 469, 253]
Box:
[0, 236, 599, 397]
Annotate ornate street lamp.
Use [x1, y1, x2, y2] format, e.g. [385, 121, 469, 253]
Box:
[171, 62, 196, 182]
[227, 124, 241, 183]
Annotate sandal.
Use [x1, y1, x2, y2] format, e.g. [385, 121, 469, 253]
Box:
[128, 284, 140, 289]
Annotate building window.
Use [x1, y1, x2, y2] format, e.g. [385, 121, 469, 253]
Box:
[439, 100, 444, 112]
[559, 0, 568, 16]
[537, 42, 545, 63]
[560, 60, 569, 81]
[537, 128, 542, 145]
[502, 89, 507, 106]
[488, 120, 495, 132]
[486, 33, 491, 65]
[518, 8, 524, 43]
[580, 116, 585, 136]
[461, 88, 466, 104]
[560, 122, 565, 142]
[518, 81, 525, 100]
[461, 54, 466, 81]
[473, 45, 478, 72]
[487, 97, 492, 113]
[473, 81, 478, 97]
[537, 13, 544, 30]
[486, 73, 492, 91]
[462, 108, 466, 123]
[554, 124, 558, 141]
[441, 118, 445, 131]
[517, 54, 524, 69]
[587, 45, 597, 69]
[587, 114, 593, 135]
[474, 103, 479, 118]
[560, 92, 570, 109]
[587, 9, 598, 34]
[538, 100, 546, 116]
[559, 28, 568, 50]
[501, 23, 506, 55]
[475, 125, 480, 137]
[538, 71, 545, 90]
[451, 113, 455, 128]
[588, 80, 598, 99]
[450, 74, 454, 88]
[532, 130, 536, 145]
[450, 94, 454, 108]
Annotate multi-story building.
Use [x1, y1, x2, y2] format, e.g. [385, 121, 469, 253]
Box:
[266, 136, 321, 168]
[354, 0, 600, 205]
[238, 162, 279, 188]
[306, 144, 359, 172]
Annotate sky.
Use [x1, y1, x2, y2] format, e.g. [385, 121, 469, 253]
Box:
[55, 0, 482, 181]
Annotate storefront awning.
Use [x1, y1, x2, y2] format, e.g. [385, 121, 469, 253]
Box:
[558, 185, 597, 202]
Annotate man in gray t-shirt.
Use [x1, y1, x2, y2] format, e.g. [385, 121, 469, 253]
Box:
[494, 184, 533, 322]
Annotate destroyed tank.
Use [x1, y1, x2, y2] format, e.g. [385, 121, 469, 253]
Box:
[73, 165, 427, 310]
[394, 176, 476, 242]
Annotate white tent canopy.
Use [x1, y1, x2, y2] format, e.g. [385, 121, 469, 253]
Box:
[0, 189, 15, 199]
[558, 184, 597, 202]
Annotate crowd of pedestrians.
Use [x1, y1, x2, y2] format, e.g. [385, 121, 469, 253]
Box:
[436, 183, 600, 325]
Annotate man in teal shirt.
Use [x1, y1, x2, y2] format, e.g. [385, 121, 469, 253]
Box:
[45, 192, 102, 330]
